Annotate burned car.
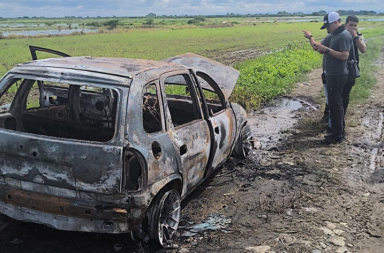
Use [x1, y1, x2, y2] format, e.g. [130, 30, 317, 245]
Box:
[0, 46, 253, 246]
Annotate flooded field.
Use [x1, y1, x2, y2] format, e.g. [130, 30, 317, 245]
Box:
[1, 28, 98, 36]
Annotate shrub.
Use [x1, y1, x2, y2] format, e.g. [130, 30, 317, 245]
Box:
[232, 43, 322, 110]
[143, 18, 154, 25]
[103, 20, 119, 30]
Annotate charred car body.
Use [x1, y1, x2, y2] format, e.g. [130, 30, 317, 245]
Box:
[0, 47, 253, 246]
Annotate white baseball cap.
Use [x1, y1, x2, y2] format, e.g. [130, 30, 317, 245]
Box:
[321, 12, 341, 29]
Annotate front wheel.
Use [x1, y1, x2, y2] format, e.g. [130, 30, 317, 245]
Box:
[233, 125, 254, 158]
[149, 189, 181, 247]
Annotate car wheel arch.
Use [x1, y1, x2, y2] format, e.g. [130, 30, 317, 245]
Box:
[133, 177, 182, 245]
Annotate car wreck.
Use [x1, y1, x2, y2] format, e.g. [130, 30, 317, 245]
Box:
[0, 46, 253, 246]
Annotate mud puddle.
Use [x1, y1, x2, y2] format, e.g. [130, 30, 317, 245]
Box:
[248, 97, 317, 150]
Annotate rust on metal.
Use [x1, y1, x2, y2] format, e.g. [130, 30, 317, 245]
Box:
[164, 53, 240, 98]
[0, 48, 251, 241]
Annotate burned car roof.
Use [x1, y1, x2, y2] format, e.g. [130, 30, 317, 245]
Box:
[165, 53, 240, 98]
[12, 53, 240, 97]
[16, 56, 183, 80]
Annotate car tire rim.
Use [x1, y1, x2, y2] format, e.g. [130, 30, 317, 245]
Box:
[241, 126, 254, 158]
[157, 190, 181, 246]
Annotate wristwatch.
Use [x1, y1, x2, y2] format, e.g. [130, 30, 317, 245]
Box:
[325, 48, 330, 54]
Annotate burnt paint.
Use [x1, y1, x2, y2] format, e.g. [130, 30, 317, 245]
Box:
[219, 121, 226, 149]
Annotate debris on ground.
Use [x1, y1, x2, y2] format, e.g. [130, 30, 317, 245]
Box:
[181, 213, 231, 237]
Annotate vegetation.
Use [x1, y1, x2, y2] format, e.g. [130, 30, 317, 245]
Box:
[233, 43, 322, 109]
[0, 20, 383, 110]
[103, 20, 119, 30]
[349, 38, 383, 103]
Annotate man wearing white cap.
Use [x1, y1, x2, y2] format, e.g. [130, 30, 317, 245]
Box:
[303, 12, 352, 144]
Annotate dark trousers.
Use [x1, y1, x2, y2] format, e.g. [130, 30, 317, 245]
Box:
[326, 75, 348, 137]
[343, 79, 355, 117]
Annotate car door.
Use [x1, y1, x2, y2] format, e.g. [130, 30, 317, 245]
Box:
[160, 71, 211, 196]
[193, 71, 237, 177]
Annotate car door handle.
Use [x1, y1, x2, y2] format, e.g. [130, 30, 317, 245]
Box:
[180, 144, 187, 156]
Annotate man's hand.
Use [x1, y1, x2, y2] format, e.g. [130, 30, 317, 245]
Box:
[316, 44, 327, 54]
[302, 30, 312, 39]
[347, 27, 358, 37]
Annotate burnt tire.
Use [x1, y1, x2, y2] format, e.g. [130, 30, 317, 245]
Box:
[233, 124, 254, 159]
[149, 189, 181, 247]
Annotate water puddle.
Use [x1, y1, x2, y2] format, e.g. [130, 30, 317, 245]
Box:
[248, 97, 316, 150]
[271, 98, 303, 110]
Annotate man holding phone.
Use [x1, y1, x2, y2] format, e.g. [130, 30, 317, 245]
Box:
[303, 12, 352, 144]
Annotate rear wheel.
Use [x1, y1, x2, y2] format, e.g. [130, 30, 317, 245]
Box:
[149, 189, 181, 247]
[233, 125, 254, 158]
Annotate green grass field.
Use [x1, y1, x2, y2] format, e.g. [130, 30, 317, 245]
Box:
[1, 20, 383, 109]
[0, 22, 345, 72]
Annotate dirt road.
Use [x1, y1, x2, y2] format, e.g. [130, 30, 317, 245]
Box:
[175, 48, 384, 253]
[0, 48, 383, 253]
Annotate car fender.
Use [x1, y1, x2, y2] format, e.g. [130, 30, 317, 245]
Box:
[230, 102, 248, 144]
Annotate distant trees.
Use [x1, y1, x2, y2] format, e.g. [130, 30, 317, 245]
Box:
[103, 20, 119, 29]
[336, 9, 377, 15]
[143, 18, 154, 25]
[277, 11, 290, 16]
[187, 16, 206, 25]
[4, 9, 384, 23]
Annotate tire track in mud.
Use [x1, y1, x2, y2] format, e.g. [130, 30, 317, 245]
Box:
[368, 110, 383, 173]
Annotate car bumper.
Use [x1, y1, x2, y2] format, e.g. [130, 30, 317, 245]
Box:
[0, 185, 132, 234]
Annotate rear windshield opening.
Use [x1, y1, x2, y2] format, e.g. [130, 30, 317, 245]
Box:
[0, 78, 118, 142]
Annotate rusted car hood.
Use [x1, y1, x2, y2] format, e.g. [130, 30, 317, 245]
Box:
[164, 53, 240, 98]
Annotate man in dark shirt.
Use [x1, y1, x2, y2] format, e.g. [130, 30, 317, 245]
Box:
[303, 12, 352, 144]
[343, 15, 366, 124]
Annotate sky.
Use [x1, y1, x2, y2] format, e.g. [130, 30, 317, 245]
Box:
[0, 0, 383, 18]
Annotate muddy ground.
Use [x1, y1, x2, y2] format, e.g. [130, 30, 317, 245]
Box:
[0, 46, 383, 253]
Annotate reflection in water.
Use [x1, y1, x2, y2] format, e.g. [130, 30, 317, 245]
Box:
[247, 98, 316, 149]
[272, 98, 303, 110]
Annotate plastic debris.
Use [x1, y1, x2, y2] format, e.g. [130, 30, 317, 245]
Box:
[181, 213, 231, 237]
[10, 238, 23, 245]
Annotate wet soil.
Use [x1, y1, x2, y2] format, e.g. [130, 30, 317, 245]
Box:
[0, 47, 383, 253]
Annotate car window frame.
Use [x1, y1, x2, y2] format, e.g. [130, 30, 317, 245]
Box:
[141, 80, 165, 135]
[0, 73, 125, 145]
[194, 71, 228, 117]
[159, 70, 204, 131]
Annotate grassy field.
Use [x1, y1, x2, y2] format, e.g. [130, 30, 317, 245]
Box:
[1, 21, 375, 74]
[1, 21, 384, 109]
[0, 16, 324, 31]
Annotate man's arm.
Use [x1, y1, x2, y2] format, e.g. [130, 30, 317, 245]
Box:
[348, 28, 367, 54]
[302, 30, 322, 51]
[316, 44, 349, 61]
[355, 35, 366, 54]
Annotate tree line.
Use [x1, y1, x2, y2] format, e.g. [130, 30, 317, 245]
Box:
[1, 9, 383, 20]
